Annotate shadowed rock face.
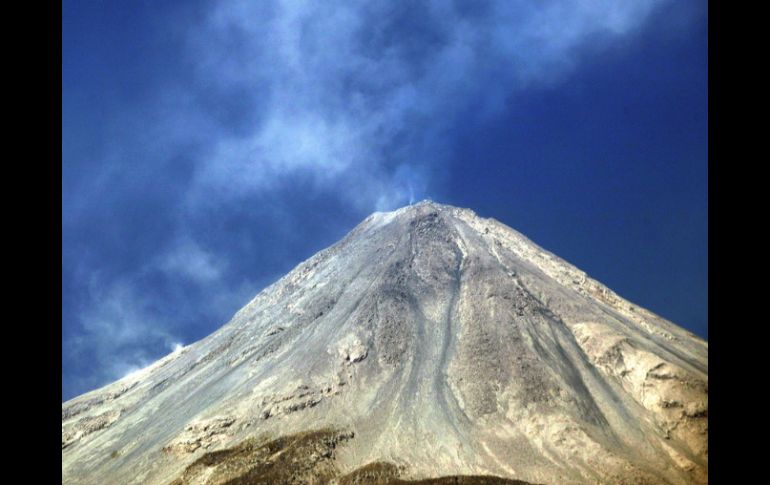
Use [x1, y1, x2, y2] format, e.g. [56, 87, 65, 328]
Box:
[62, 201, 708, 485]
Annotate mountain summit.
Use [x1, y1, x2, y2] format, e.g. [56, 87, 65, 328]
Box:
[62, 201, 708, 484]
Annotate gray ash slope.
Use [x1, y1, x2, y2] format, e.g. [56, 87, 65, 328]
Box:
[62, 201, 707, 485]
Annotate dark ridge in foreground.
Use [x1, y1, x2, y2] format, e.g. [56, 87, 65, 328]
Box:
[170, 429, 537, 485]
[339, 461, 534, 484]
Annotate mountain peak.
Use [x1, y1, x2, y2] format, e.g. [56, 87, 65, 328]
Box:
[365, 199, 479, 233]
[408, 198, 450, 210]
[63, 204, 708, 485]
[372, 199, 458, 219]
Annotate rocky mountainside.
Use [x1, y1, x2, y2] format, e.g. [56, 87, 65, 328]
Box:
[62, 201, 708, 485]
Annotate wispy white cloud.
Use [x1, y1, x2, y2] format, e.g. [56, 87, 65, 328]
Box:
[174, 0, 666, 212]
[64, 0, 673, 399]
[159, 238, 226, 285]
[64, 275, 178, 390]
[64, 242, 263, 394]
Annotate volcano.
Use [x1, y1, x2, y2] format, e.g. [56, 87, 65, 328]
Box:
[62, 201, 707, 485]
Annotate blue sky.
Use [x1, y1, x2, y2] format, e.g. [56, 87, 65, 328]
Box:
[62, 0, 708, 401]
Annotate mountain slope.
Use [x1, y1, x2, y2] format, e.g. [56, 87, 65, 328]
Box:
[62, 201, 707, 485]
